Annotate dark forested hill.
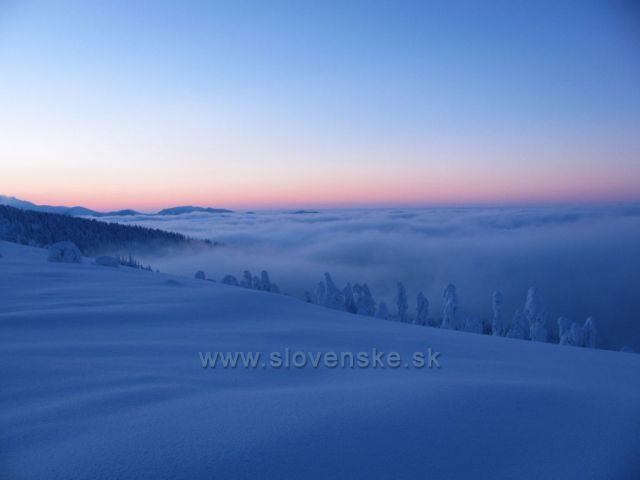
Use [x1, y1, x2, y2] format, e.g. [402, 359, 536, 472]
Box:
[0, 205, 215, 256]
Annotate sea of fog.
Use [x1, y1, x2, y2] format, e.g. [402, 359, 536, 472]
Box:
[101, 205, 640, 351]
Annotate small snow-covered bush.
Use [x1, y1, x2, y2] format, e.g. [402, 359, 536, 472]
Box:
[464, 316, 483, 334]
[194, 270, 206, 280]
[47, 241, 82, 264]
[222, 275, 239, 286]
[94, 255, 119, 268]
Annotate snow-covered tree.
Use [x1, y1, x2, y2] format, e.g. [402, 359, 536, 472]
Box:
[415, 292, 429, 326]
[558, 317, 594, 348]
[240, 270, 253, 288]
[530, 321, 549, 343]
[194, 270, 206, 280]
[583, 317, 597, 348]
[441, 284, 459, 330]
[221, 274, 239, 286]
[524, 287, 549, 342]
[47, 241, 82, 264]
[558, 317, 572, 345]
[570, 322, 586, 347]
[491, 291, 505, 336]
[376, 301, 389, 320]
[117, 255, 152, 271]
[0, 204, 202, 256]
[323, 273, 345, 310]
[343, 283, 357, 313]
[396, 282, 409, 322]
[354, 284, 376, 316]
[259, 270, 272, 291]
[506, 309, 528, 339]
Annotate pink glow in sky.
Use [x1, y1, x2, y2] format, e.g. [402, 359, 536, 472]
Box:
[1, 1, 639, 210]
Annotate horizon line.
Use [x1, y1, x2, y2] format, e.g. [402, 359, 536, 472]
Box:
[3, 192, 640, 214]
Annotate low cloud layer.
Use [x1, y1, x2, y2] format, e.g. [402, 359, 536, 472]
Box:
[103, 205, 640, 350]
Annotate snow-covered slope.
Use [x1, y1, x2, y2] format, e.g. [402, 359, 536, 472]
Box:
[1, 240, 639, 479]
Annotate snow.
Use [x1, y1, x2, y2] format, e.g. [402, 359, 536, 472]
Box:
[1, 240, 639, 479]
[94, 255, 120, 268]
[47, 240, 82, 264]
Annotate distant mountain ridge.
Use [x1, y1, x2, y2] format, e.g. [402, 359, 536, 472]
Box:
[157, 206, 233, 215]
[0, 195, 233, 217]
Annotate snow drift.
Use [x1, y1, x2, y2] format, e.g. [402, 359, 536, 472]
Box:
[1, 240, 639, 479]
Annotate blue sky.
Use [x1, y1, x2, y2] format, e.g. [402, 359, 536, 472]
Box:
[1, 0, 639, 209]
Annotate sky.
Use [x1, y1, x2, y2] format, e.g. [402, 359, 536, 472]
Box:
[1, 0, 639, 210]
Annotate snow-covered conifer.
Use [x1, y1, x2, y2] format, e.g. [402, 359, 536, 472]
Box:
[530, 321, 549, 343]
[354, 284, 376, 316]
[323, 273, 345, 310]
[260, 270, 272, 292]
[506, 309, 528, 339]
[491, 291, 505, 336]
[396, 282, 409, 322]
[240, 270, 253, 288]
[558, 317, 572, 345]
[570, 322, 586, 347]
[441, 284, 459, 330]
[343, 283, 357, 313]
[525, 288, 549, 342]
[583, 317, 596, 348]
[194, 270, 206, 280]
[415, 292, 429, 326]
